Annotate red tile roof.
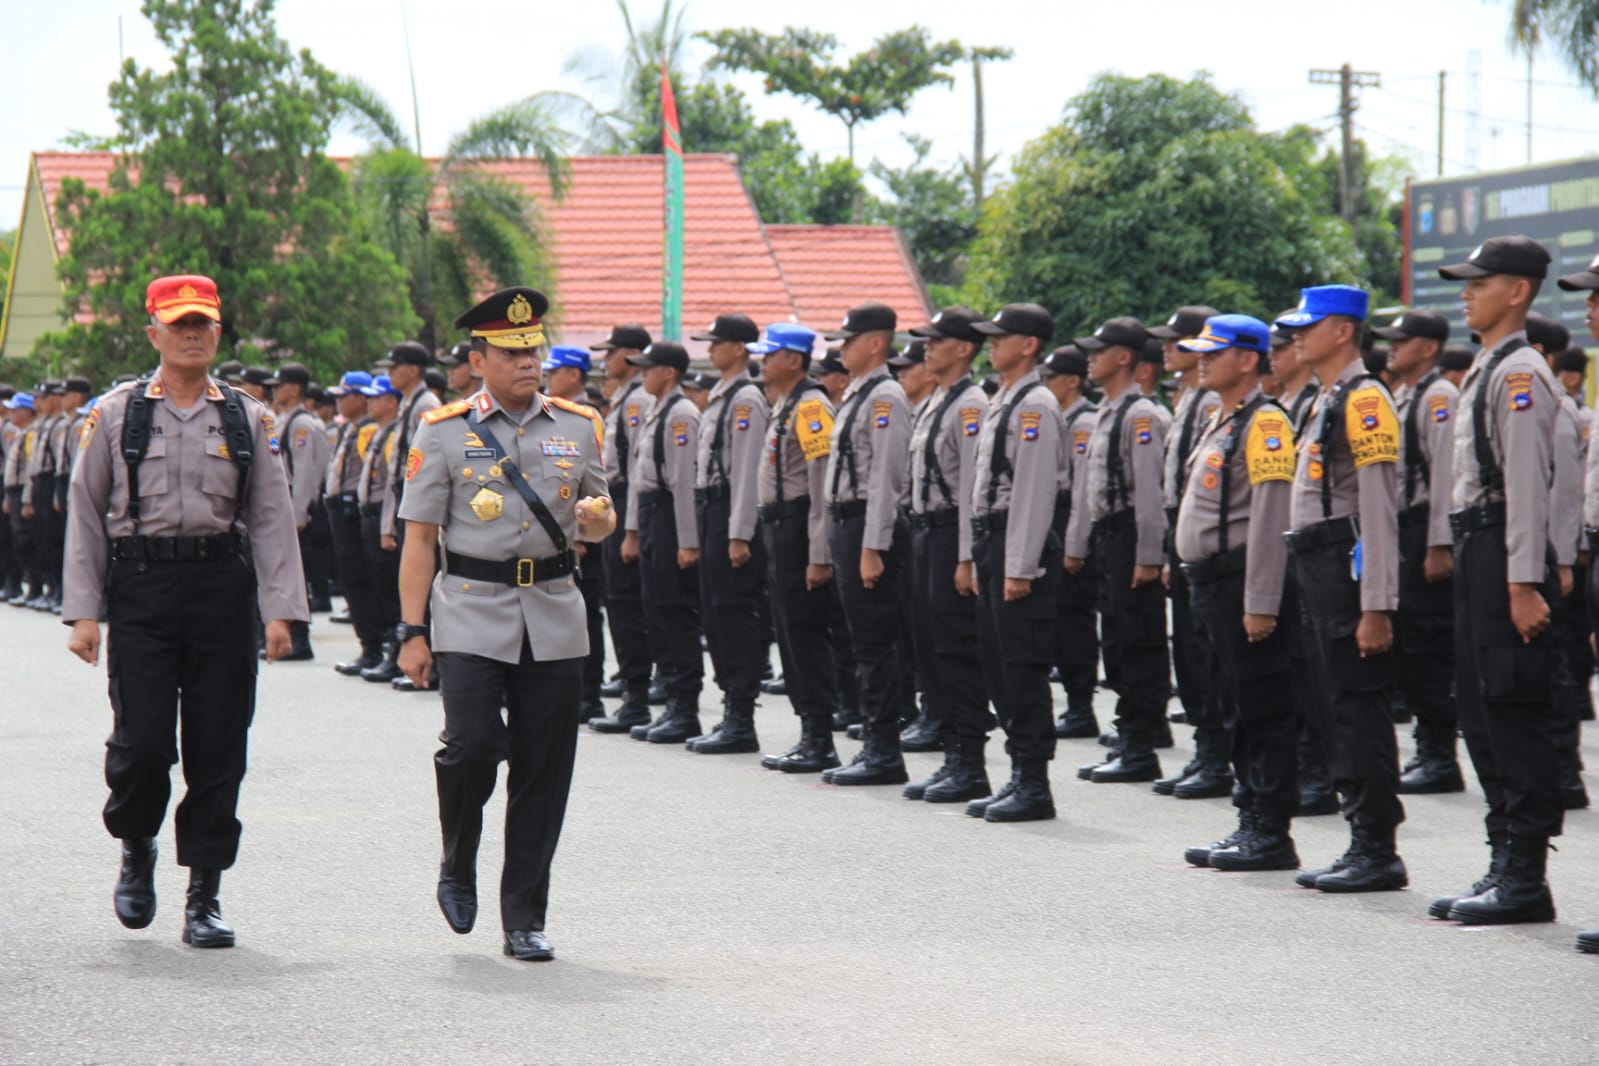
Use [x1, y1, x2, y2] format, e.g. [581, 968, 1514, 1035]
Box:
[25, 151, 929, 344]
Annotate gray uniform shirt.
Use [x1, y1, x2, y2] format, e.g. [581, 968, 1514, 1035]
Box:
[358, 419, 398, 509]
[59, 411, 90, 484]
[1583, 400, 1599, 531]
[696, 369, 768, 543]
[3, 419, 31, 492]
[1289, 359, 1400, 612]
[0, 420, 15, 490]
[823, 366, 911, 552]
[1057, 398, 1098, 496]
[972, 370, 1062, 580]
[21, 412, 60, 504]
[63, 375, 308, 624]
[1553, 393, 1584, 566]
[625, 386, 700, 549]
[325, 417, 376, 498]
[759, 382, 833, 566]
[382, 381, 441, 537]
[909, 377, 986, 562]
[1173, 388, 1294, 615]
[398, 389, 607, 665]
[604, 377, 654, 485]
[1065, 389, 1167, 566]
[1393, 373, 1459, 549]
[1163, 385, 1222, 511]
[279, 406, 331, 529]
[1451, 332, 1558, 584]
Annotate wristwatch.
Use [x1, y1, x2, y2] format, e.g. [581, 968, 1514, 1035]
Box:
[396, 622, 430, 643]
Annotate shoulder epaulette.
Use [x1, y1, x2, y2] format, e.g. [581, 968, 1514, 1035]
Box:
[549, 395, 601, 423]
[423, 400, 471, 424]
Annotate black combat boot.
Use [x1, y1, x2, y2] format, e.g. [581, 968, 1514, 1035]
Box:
[578, 693, 607, 725]
[647, 677, 669, 706]
[825, 734, 908, 786]
[1090, 740, 1161, 784]
[1209, 815, 1300, 871]
[1397, 723, 1465, 794]
[767, 718, 841, 773]
[1313, 824, 1408, 893]
[279, 620, 314, 661]
[686, 703, 759, 754]
[0, 576, 17, 602]
[181, 868, 235, 948]
[334, 646, 383, 677]
[645, 699, 702, 744]
[589, 692, 652, 734]
[898, 711, 941, 753]
[600, 676, 625, 698]
[1152, 757, 1200, 796]
[1173, 727, 1233, 798]
[1055, 696, 1098, 739]
[360, 640, 401, 683]
[965, 766, 1019, 819]
[903, 742, 955, 800]
[1185, 810, 1257, 868]
[1078, 736, 1122, 779]
[1428, 831, 1510, 919]
[1297, 755, 1339, 815]
[113, 837, 158, 929]
[924, 738, 993, 803]
[1448, 837, 1556, 925]
[1577, 929, 1599, 954]
[831, 701, 864, 732]
[983, 759, 1055, 822]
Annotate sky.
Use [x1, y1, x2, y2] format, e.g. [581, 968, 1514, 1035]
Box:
[5, 0, 1599, 229]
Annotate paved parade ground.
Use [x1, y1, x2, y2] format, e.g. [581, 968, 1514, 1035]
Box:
[4, 608, 1599, 1066]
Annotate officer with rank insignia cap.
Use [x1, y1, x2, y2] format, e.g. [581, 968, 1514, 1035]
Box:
[621, 340, 705, 742]
[1041, 345, 1100, 740]
[1425, 236, 1567, 927]
[324, 371, 386, 676]
[898, 306, 991, 802]
[396, 285, 614, 962]
[1065, 317, 1171, 784]
[1370, 309, 1465, 795]
[960, 303, 1063, 821]
[685, 313, 770, 754]
[1274, 284, 1408, 894]
[749, 323, 843, 773]
[588, 324, 656, 734]
[64, 273, 307, 949]
[1170, 315, 1301, 871]
[820, 301, 914, 786]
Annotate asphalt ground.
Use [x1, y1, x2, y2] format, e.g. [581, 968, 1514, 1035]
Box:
[4, 605, 1599, 1066]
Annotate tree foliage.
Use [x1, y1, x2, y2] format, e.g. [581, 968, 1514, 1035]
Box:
[867, 136, 978, 292]
[1508, 0, 1599, 89]
[965, 74, 1368, 341]
[38, 0, 417, 382]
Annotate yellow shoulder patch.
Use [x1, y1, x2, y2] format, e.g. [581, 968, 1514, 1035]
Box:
[549, 395, 604, 450]
[422, 400, 471, 425]
[1245, 409, 1295, 486]
[1345, 385, 1399, 468]
[793, 398, 835, 461]
[355, 422, 378, 459]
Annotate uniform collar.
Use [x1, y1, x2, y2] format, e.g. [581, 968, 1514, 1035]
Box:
[842, 364, 889, 400]
[993, 368, 1042, 403]
[144, 372, 224, 402]
[643, 385, 684, 420]
[1463, 330, 1530, 389]
[1062, 395, 1091, 417]
[708, 368, 751, 402]
[472, 388, 553, 423]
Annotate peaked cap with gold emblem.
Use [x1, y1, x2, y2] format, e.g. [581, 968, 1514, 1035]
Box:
[454, 286, 550, 350]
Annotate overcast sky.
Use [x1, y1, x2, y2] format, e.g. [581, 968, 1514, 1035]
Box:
[5, 0, 1599, 228]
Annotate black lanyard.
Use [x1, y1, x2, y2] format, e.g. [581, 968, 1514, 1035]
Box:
[986, 382, 1046, 512]
[709, 379, 756, 487]
[830, 377, 888, 499]
[1402, 370, 1440, 508]
[1470, 341, 1523, 497]
[772, 381, 820, 506]
[467, 409, 568, 554]
[1214, 394, 1274, 554]
[919, 377, 975, 511]
[651, 393, 684, 490]
[1103, 393, 1138, 512]
[1308, 373, 1376, 520]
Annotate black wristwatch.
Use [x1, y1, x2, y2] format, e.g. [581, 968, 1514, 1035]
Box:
[396, 622, 429, 644]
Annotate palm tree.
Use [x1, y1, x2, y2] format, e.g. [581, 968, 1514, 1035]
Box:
[560, 0, 694, 153]
[1508, 0, 1599, 89]
[333, 78, 573, 349]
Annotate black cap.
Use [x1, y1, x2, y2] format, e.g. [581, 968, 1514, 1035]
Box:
[812, 349, 847, 377]
[824, 302, 897, 341]
[1439, 344, 1475, 371]
[1271, 310, 1297, 347]
[1148, 305, 1221, 341]
[1363, 346, 1390, 376]
[267, 362, 311, 387]
[453, 287, 549, 350]
[979, 376, 1000, 397]
[63, 376, 93, 394]
[1554, 346, 1590, 373]
[423, 367, 448, 392]
[1438, 235, 1551, 281]
[681, 371, 719, 391]
[215, 359, 244, 380]
[1140, 337, 1166, 364]
[1075, 316, 1148, 353]
[37, 380, 64, 396]
[972, 303, 1054, 342]
[307, 384, 331, 404]
[1526, 312, 1572, 354]
[887, 340, 927, 368]
[1041, 345, 1089, 378]
[626, 341, 690, 373]
[377, 341, 433, 369]
[1372, 309, 1450, 343]
[1558, 249, 1599, 291]
[590, 324, 653, 352]
[438, 341, 473, 368]
[241, 366, 275, 387]
[909, 306, 986, 344]
[0, 384, 13, 401]
[690, 313, 760, 344]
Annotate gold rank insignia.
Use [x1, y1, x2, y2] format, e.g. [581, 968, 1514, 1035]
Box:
[559, 485, 572, 500]
[507, 293, 534, 325]
[470, 487, 504, 521]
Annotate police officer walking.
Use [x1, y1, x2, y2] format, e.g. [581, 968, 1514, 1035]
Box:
[63, 274, 307, 949]
[1041, 346, 1100, 739]
[1275, 285, 1407, 895]
[396, 287, 614, 962]
[1429, 237, 1564, 925]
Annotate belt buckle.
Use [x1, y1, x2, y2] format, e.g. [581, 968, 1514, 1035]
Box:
[516, 558, 535, 587]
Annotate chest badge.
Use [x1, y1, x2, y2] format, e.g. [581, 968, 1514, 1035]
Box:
[542, 437, 581, 457]
[559, 485, 572, 500]
[470, 487, 504, 522]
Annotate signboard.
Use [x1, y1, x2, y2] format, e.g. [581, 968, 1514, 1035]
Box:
[1405, 157, 1599, 341]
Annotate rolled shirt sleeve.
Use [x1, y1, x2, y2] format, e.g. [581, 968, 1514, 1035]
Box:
[1129, 406, 1167, 567]
[1498, 367, 1558, 583]
[245, 401, 310, 623]
[728, 384, 767, 543]
[863, 389, 911, 552]
[62, 409, 114, 623]
[1005, 394, 1062, 580]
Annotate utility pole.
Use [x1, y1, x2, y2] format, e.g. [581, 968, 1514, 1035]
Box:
[1526, 51, 1534, 165]
[1309, 63, 1381, 225]
[1437, 70, 1446, 176]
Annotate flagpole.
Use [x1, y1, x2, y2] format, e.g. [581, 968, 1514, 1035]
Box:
[661, 62, 684, 342]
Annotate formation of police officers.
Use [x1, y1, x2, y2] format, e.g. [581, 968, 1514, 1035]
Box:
[18, 234, 1599, 959]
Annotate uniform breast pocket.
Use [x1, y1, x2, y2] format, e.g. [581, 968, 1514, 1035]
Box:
[200, 440, 238, 499]
[138, 438, 171, 496]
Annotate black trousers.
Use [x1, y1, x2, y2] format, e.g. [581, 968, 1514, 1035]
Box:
[5, 487, 37, 591]
[1292, 542, 1404, 832]
[910, 521, 991, 741]
[1453, 529, 1564, 840]
[1396, 510, 1456, 742]
[973, 527, 1059, 760]
[329, 500, 383, 652]
[696, 496, 765, 711]
[827, 511, 910, 744]
[762, 512, 839, 724]
[1282, 568, 1328, 777]
[578, 544, 606, 699]
[1052, 499, 1099, 706]
[1187, 562, 1298, 819]
[602, 483, 651, 700]
[32, 473, 63, 591]
[361, 506, 401, 635]
[1552, 563, 1592, 760]
[638, 492, 702, 702]
[1092, 513, 1169, 751]
[1167, 534, 1218, 730]
[0, 480, 15, 585]
[302, 499, 333, 600]
[102, 548, 258, 868]
[435, 644, 580, 932]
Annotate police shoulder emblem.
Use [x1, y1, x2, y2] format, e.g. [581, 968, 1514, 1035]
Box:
[1132, 416, 1153, 445]
[1073, 428, 1090, 455]
[1427, 393, 1451, 423]
[1345, 386, 1399, 468]
[405, 447, 425, 480]
[424, 400, 472, 424]
[872, 400, 892, 429]
[672, 421, 690, 447]
[1505, 371, 1534, 412]
[1019, 410, 1042, 442]
[733, 403, 753, 431]
[959, 407, 981, 437]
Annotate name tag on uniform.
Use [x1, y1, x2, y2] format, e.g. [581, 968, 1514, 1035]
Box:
[541, 437, 581, 457]
[464, 448, 496, 459]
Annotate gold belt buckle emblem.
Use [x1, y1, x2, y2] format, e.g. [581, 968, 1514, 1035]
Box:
[470, 487, 504, 521]
[516, 558, 535, 586]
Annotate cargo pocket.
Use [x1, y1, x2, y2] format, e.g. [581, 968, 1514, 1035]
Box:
[1476, 646, 1556, 704]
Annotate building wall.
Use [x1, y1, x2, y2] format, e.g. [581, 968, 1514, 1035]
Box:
[0, 163, 65, 360]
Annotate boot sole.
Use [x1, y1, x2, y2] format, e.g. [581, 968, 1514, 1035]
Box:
[776, 759, 840, 774]
[181, 928, 236, 948]
[1396, 780, 1466, 795]
[1184, 849, 1212, 868]
[686, 742, 759, 754]
[1315, 876, 1408, 893]
[1577, 935, 1599, 953]
[984, 807, 1056, 823]
[924, 786, 994, 804]
[1174, 783, 1235, 800]
[827, 773, 910, 787]
[1209, 854, 1301, 872]
[1447, 904, 1556, 925]
[115, 905, 156, 930]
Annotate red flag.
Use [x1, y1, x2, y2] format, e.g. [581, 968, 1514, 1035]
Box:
[661, 64, 682, 157]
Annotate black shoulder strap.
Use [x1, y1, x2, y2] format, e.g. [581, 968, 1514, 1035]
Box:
[216, 383, 254, 531]
[1104, 393, 1138, 512]
[1290, 382, 1319, 434]
[986, 382, 1048, 512]
[1176, 387, 1210, 472]
[120, 377, 158, 535]
[830, 378, 887, 499]
[615, 379, 641, 480]
[1214, 394, 1275, 554]
[280, 407, 309, 478]
[1310, 372, 1378, 520]
[921, 377, 976, 511]
[366, 421, 397, 496]
[392, 387, 427, 499]
[710, 380, 759, 487]
[1403, 370, 1441, 508]
[772, 381, 820, 507]
[652, 393, 685, 490]
[467, 409, 568, 554]
[1472, 341, 1522, 497]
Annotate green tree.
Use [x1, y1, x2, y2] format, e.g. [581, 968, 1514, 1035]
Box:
[38, 0, 417, 382]
[334, 79, 571, 348]
[867, 136, 977, 293]
[965, 74, 1366, 341]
